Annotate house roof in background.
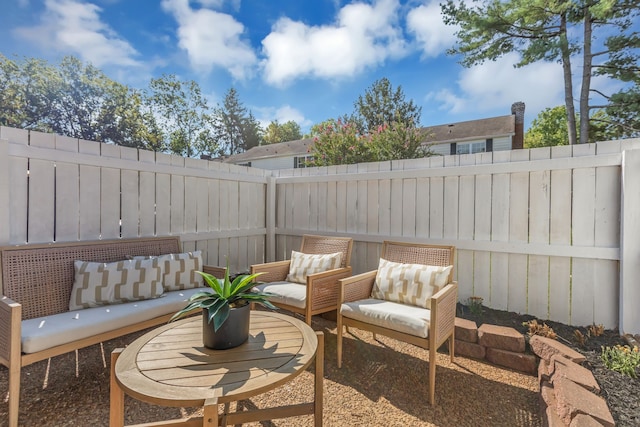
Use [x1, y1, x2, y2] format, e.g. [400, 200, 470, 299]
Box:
[225, 138, 314, 163]
[424, 115, 515, 144]
[225, 114, 516, 163]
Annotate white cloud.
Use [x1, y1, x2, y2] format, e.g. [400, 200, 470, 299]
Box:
[406, 1, 457, 58]
[254, 105, 312, 130]
[13, 0, 141, 68]
[261, 0, 407, 86]
[430, 53, 565, 118]
[162, 0, 257, 80]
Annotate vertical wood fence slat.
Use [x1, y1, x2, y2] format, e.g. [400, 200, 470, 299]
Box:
[571, 167, 597, 326]
[0, 139, 10, 246]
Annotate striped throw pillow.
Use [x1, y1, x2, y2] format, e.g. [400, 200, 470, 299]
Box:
[69, 258, 164, 310]
[133, 251, 204, 291]
[371, 258, 453, 309]
[286, 250, 343, 284]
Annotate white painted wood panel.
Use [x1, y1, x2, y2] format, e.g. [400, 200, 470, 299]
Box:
[571, 167, 596, 326]
[101, 167, 120, 239]
[79, 164, 100, 240]
[528, 169, 551, 319]
[121, 169, 139, 238]
[508, 169, 529, 314]
[28, 159, 55, 243]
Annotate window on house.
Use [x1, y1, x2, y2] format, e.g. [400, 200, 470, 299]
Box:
[456, 141, 486, 154]
[294, 156, 314, 168]
[238, 162, 252, 167]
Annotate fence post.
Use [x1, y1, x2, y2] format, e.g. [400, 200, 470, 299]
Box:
[620, 148, 640, 335]
[0, 138, 9, 245]
[266, 175, 276, 263]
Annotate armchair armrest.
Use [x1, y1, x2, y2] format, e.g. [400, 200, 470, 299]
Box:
[339, 270, 377, 304]
[0, 296, 22, 365]
[250, 260, 291, 282]
[429, 282, 458, 348]
[202, 265, 226, 279]
[306, 267, 353, 311]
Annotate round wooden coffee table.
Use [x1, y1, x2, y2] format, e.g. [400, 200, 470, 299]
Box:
[109, 311, 323, 426]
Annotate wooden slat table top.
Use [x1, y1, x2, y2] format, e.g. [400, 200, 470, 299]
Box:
[114, 311, 318, 407]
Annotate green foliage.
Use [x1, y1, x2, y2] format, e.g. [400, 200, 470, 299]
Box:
[601, 345, 640, 378]
[441, 0, 640, 144]
[352, 77, 422, 133]
[525, 106, 572, 148]
[146, 74, 213, 157]
[309, 118, 432, 166]
[263, 120, 303, 144]
[466, 296, 484, 316]
[0, 54, 161, 146]
[525, 106, 632, 147]
[211, 88, 262, 155]
[170, 268, 275, 331]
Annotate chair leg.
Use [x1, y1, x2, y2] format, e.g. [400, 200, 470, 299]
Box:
[449, 336, 455, 362]
[8, 361, 21, 427]
[336, 313, 343, 368]
[428, 345, 436, 406]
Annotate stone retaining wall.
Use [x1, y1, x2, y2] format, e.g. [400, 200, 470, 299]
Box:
[454, 318, 615, 426]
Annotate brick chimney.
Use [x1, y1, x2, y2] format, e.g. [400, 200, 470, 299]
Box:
[511, 102, 525, 149]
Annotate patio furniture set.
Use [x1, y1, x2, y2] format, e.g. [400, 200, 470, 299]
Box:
[0, 234, 457, 426]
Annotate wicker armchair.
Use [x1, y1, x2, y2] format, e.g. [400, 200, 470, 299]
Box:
[250, 235, 353, 324]
[336, 241, 457, 406]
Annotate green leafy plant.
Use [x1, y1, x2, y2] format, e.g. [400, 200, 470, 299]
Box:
[601, 345, 640, 378]
[170, 269, 276, 331]
[466, 296, 484, 316]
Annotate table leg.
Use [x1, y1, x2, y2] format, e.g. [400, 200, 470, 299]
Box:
[203, 397, 219, 427]
[314, 331, 324, 427]
[109, 349, 125, 427]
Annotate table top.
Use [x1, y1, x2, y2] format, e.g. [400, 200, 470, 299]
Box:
[114, 311, 318, 407]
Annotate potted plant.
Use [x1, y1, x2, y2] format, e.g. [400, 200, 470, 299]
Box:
[170, 269, 276, 350]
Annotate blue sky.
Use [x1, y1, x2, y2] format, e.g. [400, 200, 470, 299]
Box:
[0, 0, 594, 133]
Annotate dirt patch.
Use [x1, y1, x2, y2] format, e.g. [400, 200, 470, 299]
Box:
[456, 303, 640, 427]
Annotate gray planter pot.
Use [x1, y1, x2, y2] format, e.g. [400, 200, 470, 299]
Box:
[202, 303, 250, 350]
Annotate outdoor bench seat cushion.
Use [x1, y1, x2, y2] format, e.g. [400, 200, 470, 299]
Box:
[21, 287, 207, 354]
[340, 298, 431, 338]
[253, 281, 307, 309]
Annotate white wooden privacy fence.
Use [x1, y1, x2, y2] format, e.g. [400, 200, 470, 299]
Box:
[0, 127, 269, 275]
[1, 126, 639, 334]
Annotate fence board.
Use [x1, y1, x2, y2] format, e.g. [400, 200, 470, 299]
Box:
[571, 167, 597, 325]
[28, 159, 55, 243]
[121, 168, 139, 238]
[101, 167, 121, 239]
[528, 169, 551, 319]
[79, 164, 100, 240]
[55, 162, 80, 242]
[508, 169, 529, 314]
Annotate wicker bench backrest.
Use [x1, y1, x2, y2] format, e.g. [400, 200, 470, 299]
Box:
[0, 237, 182, 320]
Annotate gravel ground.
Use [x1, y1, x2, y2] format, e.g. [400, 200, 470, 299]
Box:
[0, 311, 541, 427]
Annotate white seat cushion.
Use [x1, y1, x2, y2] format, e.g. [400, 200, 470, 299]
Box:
[22, 287, 207, 354]
[340, 298, 431, 338]
[253, 281, 307, 309]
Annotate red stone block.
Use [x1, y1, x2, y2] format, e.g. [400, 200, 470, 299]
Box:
[454, 339, 485, 359]
[550, 355, 600, 393]
[478, 323, 525, 352]
[455, 317, 478, 343]
[529, 335, 586, 364]
[486, 347, 538, 375]
[554, 378, 614, 427]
